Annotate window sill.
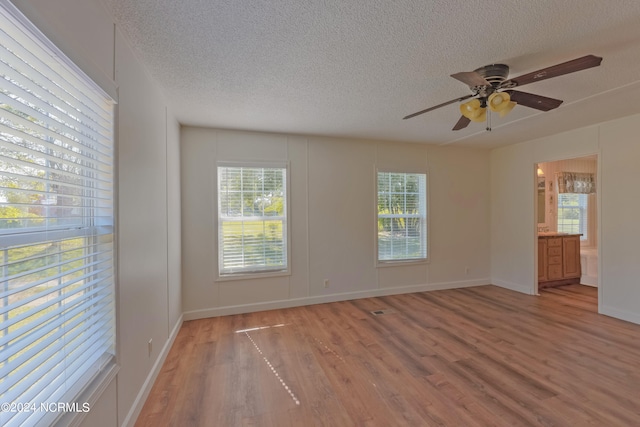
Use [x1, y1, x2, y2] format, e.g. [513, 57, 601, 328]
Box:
[376, 259, 429, 268]
[53, 361, 119, 427]
[216, 270, 291, 282]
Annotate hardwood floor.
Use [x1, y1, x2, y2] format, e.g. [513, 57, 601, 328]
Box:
[135, 285, 640, 426]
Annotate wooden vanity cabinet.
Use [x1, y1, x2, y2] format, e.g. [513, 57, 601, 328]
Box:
[562, 236, 581, 278]
[538, 238, 548, 282]
[538, 234, 581, 289]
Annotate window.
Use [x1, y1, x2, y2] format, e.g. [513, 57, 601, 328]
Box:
[377, 171, 427, 262]
[217, 164, 288, 276]
[0, 5, 115, 427]
[557, 193, 588, 241]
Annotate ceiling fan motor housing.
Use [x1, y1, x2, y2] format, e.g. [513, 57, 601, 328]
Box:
[471, 63, 510, 98]
[474, 64, 510, 87]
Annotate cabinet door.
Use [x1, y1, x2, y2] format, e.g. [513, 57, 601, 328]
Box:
[538, 239, 548, 282]
[563, 236, 581, 278]
[548, 265, 563, 280]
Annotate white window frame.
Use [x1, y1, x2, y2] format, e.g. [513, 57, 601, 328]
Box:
[216, 161, 290, 280]
[376, 169, 428, 266]
[0, 3, 117, 427]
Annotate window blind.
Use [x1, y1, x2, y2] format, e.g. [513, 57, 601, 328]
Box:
[0, 4, 115, 426]
[377, 172, 427, 261]
[218, 165, 287, 275]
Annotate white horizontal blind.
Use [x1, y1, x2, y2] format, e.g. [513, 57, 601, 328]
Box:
[377, 172, 427, 261]
[0, 4, 115, 427]
[557, 193, 588, 241]
[218, 165, 287, 275]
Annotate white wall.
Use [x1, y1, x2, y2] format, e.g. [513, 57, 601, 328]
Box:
[181, 128, 491, 318]
[491, 114, 640, 324]
[10, 1, 182, 426]
[598, 115, 640, 322]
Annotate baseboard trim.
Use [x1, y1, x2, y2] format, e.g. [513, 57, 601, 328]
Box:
[580, 275, 598, 287]
[121, 314, 184, 427]
[183, 278, 491, 321]
[491, 278, 534, 295]
[600, 304, 640, 326]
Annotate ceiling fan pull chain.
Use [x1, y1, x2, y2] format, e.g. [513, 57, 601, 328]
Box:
[486, 110, 492, 131]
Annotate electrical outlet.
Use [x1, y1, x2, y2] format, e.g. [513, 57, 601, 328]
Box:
[323, 279, 329, 288]
[148, 339, 153, 357]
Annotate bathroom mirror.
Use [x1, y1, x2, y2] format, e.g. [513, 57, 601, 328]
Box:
[537, 176, 546, 224]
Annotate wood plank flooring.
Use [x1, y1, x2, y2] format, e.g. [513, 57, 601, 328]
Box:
[135, 285, 640, 426]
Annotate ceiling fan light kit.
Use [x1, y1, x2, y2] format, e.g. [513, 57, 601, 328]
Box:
[403, 55, 603, 131]
[488, 92, 516, 118]
[460, 98, 483, 121]
[460, 92, 515, 123]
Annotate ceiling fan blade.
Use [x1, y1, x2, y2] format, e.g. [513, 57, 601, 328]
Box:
[503, 55, 602, 88]
[403, 94, 473, 120]
[452, 116, 471, 131]
[507, 90, 563, 111]
[451, 71, 491, 87]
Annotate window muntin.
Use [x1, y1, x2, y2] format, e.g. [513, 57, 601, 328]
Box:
[377, 171, 427, 262]
[557, 193, 588, 241]
[0, 5, 115, 427]
[218, 165, 288, 275]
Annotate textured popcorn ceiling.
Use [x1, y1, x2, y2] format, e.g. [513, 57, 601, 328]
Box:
[102, 0, 640, 148]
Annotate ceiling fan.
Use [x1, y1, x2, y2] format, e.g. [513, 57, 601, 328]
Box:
[403, 55, 603, 131]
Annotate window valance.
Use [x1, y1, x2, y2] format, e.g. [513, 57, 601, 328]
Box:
[556, 172, 596, 194]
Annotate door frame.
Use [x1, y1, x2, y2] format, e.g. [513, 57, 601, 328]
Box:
[533, 153, 601, 309]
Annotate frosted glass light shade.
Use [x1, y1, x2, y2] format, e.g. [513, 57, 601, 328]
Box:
[460, 99, 484, 119]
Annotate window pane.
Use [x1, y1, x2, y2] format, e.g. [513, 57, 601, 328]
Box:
[377, 172, 427, 261]
[218, 166, 287, 275]
[557, 193, 588, 241]
[405, 174, 419, 194]
[405, 192, 420, 213]
[389, 173, 405, 192]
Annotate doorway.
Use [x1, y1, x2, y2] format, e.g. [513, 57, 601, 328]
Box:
[535, 155, 598, 307]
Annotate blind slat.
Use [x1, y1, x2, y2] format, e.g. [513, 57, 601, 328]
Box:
[1, 238, 111, 272]
[0, 282, 111, 349]
[0, 305, 112, 379]
[0, 58, 112, 140]
[1, 304, 112, 393]
[0, 120, 112, 168]
[0, 91, 109, 153]
[0, 262, 112, 316]
[0, 22, 113, 125]
[0, 169, 111, 199]
[0, 226, 113, 249]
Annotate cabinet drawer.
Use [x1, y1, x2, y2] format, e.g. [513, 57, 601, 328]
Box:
[548, 247, 562, 256]
[547, 238, 562, 247]
[548, 265, 563, 279]
[548, 256, 562, 265]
